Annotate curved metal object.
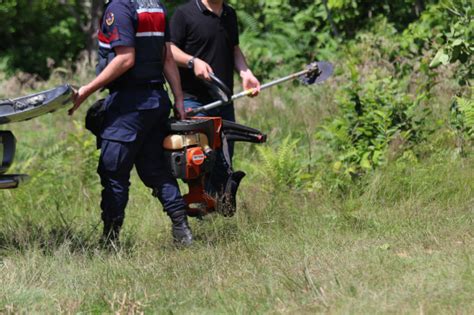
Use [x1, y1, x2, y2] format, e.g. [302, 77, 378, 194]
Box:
[204, 73, 232, 103]
[0, 131, 16, 174]
[0, 131, 28, 189]
[168, 118, 216, 133]
[0, 84, 72, 125]
[0, 174, 28, 189]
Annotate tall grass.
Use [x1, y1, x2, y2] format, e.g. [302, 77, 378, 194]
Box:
[0, 72, 474, 314]
[0, 57, 473, 313]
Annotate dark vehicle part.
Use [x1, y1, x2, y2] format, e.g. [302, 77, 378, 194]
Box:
[0, 131, 27, 189]
[164, 117, 266, 217]
[222, 120, 267, 143]
[188, 61, 334, 116]
[0, 84, 72, 125]
[0, 85, 72, 189]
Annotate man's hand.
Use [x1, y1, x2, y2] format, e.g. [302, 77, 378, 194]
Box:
[174, 101, 186, 120]
[69, 85, 92, 116]
[240, 70, 260, 97]
[194, 58, 214, 81]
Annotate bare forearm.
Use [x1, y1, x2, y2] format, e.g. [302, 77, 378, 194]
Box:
[164, 44, 184, 103]
[170, 44, 193, 68]
[83, 54, 134, 96]
[69, 46, 135, 115]
[170, 43, 214, 81]
[234, 46, 250, 75]
[234, 45, 260, 96]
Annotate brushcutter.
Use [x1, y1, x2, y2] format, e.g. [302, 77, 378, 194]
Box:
[163, 61, 334, 217]
[188, 61, 334, 116]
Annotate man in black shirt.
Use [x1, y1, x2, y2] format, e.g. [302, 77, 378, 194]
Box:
[170, 0, 260, 195]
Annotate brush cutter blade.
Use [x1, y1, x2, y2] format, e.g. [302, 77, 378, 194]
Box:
[300, 61, 334, 85]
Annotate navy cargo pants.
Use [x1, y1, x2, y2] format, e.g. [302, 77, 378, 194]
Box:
[98, 88, 186, 226]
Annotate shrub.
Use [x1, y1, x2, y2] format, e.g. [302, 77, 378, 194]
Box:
[317, 72, 430, 181]
[255, 136, 303, 191]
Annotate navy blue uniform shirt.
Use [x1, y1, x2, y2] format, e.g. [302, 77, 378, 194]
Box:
[97, 0, 171, 91]
[98, 0, 171, 50]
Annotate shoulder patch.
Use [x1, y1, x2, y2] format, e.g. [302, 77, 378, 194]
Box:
[105, 12, 115, 26]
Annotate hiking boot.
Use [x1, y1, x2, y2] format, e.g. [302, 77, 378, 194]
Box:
[169, 209, 193, 246]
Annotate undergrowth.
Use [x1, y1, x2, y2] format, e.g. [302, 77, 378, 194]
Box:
[0, 2, 473, 312]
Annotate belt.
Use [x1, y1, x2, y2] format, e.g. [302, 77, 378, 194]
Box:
[109, 82, 164, 93]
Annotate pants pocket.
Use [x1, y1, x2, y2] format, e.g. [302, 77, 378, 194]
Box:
[100, 140, 124, 173]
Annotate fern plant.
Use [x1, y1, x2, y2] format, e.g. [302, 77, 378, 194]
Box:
[67, 120, 101, 185]
[255, 136, 302, 191]
[450, 94, 474, 154]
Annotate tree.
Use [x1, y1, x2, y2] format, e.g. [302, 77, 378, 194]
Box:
[60, 0, 104, 62]
[0, 0, 87, 78]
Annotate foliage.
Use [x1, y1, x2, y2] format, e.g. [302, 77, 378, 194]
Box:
[0, 0, 440, 79]
[430, 0, 473, 86]
[0, 0, 87, 78]
[229, 0, 438, 78]
[450, 92, 474, 154]
[1, 83, 474, 313]
[0, 1, 473, 312]
[317, 74, 430, 181]
[255, 136, 302, 190]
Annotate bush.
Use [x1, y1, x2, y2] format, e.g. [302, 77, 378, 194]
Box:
[317, 73, 430, 179]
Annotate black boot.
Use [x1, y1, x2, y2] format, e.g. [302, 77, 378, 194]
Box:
[100, 221, 121, 249]
[169, 209, 193, 246]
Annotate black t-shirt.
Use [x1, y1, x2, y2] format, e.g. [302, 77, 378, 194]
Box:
[170, 0, 239, 101]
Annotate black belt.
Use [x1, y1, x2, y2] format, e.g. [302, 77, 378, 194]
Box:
[109, 82, 164, 92]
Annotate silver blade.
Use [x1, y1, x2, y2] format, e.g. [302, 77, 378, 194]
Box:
[299, 61, 334, 85]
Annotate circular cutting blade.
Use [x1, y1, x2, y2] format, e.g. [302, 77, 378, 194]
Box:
[300, 61, 334, 85]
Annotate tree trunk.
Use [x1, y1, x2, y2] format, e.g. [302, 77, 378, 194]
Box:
[62, 0, 104, 63]
[84, 0, 103, 63]
[415, 0, 425, 16]
[322, 0, 339, 38]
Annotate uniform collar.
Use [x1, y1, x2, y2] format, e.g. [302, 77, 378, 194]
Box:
[195, 0, 228, 16]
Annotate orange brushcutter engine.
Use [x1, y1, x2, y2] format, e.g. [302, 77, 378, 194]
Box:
[163, 117, 266, 217]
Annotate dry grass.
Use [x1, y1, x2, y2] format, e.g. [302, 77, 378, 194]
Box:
[0, 77, 473, 313]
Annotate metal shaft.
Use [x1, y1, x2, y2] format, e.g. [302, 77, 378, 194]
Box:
[188, 68, 312, 115]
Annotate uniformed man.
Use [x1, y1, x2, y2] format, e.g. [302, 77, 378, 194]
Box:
[69, 0, 193, 246]
[170, 0, 260, 195]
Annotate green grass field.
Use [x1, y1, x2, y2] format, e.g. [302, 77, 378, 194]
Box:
[0, 73, 473, 314]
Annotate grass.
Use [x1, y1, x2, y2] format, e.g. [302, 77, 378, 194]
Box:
[0, 70, 473, 313]
[0, 155, 472, 313]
